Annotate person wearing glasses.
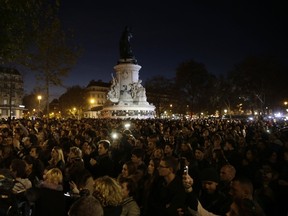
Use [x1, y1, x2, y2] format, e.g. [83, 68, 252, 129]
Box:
[147, 156, 186, 216]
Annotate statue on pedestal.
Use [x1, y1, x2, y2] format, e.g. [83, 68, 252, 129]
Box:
[119, 26, 133, 59]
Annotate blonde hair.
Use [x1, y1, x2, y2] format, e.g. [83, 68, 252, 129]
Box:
[51, 146, 65, 164]
[93, 176, 122, 207]
[44, 168, 63, 185]
[70, 146, 82, 158]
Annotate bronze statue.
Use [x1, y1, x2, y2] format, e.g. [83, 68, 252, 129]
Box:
[119, 26, 134, 59]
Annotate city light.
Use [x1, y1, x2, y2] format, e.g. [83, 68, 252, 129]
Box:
[37, 95, 42, 114]
[124, 122, 131, 129]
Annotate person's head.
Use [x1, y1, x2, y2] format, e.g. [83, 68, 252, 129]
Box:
[202, 129, 209, 137]
[158, 156, 179, 177]
[121, 161, 137, 178]
[43, 168, 63, 185]
[0, 145, 13, 159]
[259, 163, 274, 183]
[23, 155, 35, 175]
[213, 134, 222, 147]
[93, 176, 122, 207]
[30, 146, 42, 159]
[164, 144, 174, 156]
[194, 147, 205, 160]
[74, 135, 83, 147]
[180, 142, 192, 152]
[4, 136, 13, 146]
[227, 198, 265, 216]
[245, 148, 256, 162]
[68, 195, 103, 216]
[147, 140, 156, 151]
[51, 146, 65, 163]
[100, 128, 109, 139]
[229, 177, 254, 200]
[68, 146, 82, 161]
[97, 140, 110, 156]
[82, 141, 91, 154]
[131, 148, 144, 164]
[224, 139, 236, 151]
[212, 149, 224, 160]
[147, 158, 160, 176]
[118, 177, 137, 199]
[220, 164, 236, 182]
[199, 167, 220, 194]
[10, 158, 27, 178]
[152, 147, 164, 159]
[22, 136, 32, 148]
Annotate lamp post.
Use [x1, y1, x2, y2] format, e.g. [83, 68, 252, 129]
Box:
[169, 104, 173, 118]
[89, 98, 95, 118]
[90, 98, 95, 108]
[37, 95, 42, 117]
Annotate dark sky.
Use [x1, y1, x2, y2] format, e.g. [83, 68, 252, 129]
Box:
[23, 1, 287, 98]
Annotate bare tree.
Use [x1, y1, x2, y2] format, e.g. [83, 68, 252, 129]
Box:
[26, 7, 81, 116]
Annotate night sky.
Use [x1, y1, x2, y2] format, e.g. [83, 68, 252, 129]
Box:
[22, 1, 287, 99]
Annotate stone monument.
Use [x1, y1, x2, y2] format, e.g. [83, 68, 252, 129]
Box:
[101, 26, 155, 119]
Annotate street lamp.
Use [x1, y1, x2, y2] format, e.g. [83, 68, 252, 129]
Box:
[90, 98, 95, 108]
[89, 98, 96, 118]
[37, 95, 42, 116]
[169, 104, 173, 117]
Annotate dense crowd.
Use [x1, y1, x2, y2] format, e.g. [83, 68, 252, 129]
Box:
[0, 117, 287, 216]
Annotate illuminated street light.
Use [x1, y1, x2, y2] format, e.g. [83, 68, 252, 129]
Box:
[169, 104, 173, 117]
[89, 98, 96, 118]
[90, 98, 95, 105]
[124, 122, 131, 129]
[37, 95, 42, 116]
[37, 95, 42, 102]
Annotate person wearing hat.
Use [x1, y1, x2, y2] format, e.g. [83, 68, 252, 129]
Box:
[192, 146, 210, 193]
[179, 173, 265, 216]
[182, 167, 233, 215]
[194, 146, 210, 171]
[196, 167, 232, 215]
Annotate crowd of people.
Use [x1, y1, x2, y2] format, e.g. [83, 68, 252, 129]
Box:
[0, 117, 287, 216]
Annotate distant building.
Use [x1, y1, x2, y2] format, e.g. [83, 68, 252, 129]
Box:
[0, 67, 25, 119]
[84, 80, 110, 118]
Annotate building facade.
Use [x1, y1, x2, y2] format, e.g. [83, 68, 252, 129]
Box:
[84, 80, 110, 118]
[0, 67, 24, 119]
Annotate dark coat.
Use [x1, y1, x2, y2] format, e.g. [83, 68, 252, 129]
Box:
[150, 176, 187, 216]
[90, 154, 115, 179]
[103, 205, 122, 216]
[27, 187, 66, 216]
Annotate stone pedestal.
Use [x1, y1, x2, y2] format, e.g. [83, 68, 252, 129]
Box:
[101, 60, 155, 119]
